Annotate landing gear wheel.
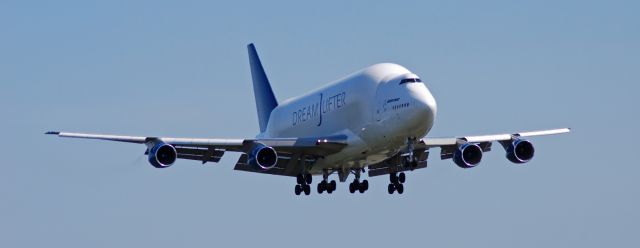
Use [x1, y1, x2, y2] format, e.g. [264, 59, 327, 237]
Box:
[362, 180, 369, 191]
[305, 173, 312, 185]
[297, 174, 305, 185]
[358, 182, 366, 193]
[351, 179, 361, 193]
[303, 184, 311, 195]
[396, 183, 404, 194]
[399, 172, 406, 184]
[295, 185, 302, 195]
[329, 180, 337, 193]
[390, 173, 399, 184]
[388, 183, 395, 194]
[349, 182, 356, 193]
[317, 181, 325, 194]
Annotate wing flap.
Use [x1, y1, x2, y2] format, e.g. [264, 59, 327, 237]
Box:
[233, 153, 302, 177]
[367, 150, 429, 177]
[174, 147, 225, 157]
[258, 134, 348, 155]
[177, 154, 222, 163]
[368, 162, 427, 177]
[174, 147, 225, 163]
[439, 142, 492, 159]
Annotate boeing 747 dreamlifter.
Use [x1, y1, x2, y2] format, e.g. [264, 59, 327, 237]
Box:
[47, 44, 570, 195]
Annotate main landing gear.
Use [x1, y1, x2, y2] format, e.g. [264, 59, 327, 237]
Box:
[388, 172, 406, 194]
[348, 168, 369, 194]
[317, 170, 337, 194]
[294, 173, 312, 196]
[317, 179, 337, 194]
[349, 179, 369, 193]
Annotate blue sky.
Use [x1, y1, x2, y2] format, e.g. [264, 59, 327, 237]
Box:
[2, 0, 639, 247]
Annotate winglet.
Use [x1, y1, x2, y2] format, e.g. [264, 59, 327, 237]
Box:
[248, 43, 278, 133]
[45, 131, 60, 135]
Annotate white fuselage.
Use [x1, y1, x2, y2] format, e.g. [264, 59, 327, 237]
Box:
[262, 63, 437, 174]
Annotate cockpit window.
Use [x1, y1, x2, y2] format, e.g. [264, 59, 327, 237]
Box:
[399, 78, 422, 84]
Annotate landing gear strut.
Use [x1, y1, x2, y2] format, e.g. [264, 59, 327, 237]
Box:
[387, 137, 416, 194]
[404, 137, 419, 171]
[294, 173, 312, 195]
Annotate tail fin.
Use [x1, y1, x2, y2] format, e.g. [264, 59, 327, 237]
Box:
[247, 43, 278, 133]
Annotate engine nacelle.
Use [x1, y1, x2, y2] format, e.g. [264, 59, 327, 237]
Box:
[453, 143, 483, 168]
[505, 139, 535, 164]
[248, 142, 278, 170]
[148, 143, 177, 168]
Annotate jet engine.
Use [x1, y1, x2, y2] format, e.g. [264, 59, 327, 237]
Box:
[504, 139, 535, 164]
[248, 142, 278, 170]
[453, 143, 483, 168]
[148, 142, 177, 168]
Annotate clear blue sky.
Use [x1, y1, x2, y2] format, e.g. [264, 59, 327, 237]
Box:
[2, 0, 639, 247]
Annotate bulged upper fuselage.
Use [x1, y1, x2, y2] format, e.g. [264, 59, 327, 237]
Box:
[261, 63, 437, 172]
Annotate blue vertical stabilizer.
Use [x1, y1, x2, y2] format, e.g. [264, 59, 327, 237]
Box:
[248, 43, 278, 133]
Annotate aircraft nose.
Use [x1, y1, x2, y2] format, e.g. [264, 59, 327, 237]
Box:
[420, 88, 437, 117]
[411, 84, 437, 119]
[406, 83, 437, 131]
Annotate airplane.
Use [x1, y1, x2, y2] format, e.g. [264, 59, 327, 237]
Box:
[46, 43, 570, 195]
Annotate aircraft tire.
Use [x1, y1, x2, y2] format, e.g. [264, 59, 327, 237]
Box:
[297, 174, 305, 185]
[390, 173, 398, 184]
[399, 172, 406, 184]
[305, 173, 312, 185]
[303, 184, 311, 195]
[295, 185, 302, 195]
[396, 183, 404, 194]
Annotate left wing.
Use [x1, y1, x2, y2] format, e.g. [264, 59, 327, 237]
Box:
[419, 128, 571, 148]
[419, 128, 570, 161]
[368, 128, 570, 177]
[45, 131, 348, 176]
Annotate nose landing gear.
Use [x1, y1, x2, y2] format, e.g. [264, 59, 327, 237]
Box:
[403, 137, 419, 171]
